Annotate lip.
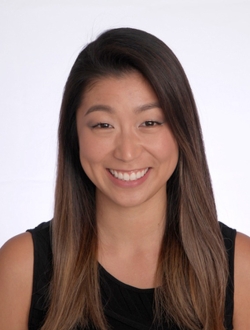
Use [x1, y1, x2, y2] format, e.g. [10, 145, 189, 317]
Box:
[107, 167, 151, 187]
[109, 168, 149, 181]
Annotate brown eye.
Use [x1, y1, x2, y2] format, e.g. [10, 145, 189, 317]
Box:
[92, 123, 113, 129]
[141, 121, 162, 127]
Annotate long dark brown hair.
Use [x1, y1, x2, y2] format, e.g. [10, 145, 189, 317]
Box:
[42, 28, 228, 330]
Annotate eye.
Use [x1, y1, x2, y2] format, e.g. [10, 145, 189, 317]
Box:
[140, 120, 163, 127]
[92, 122, 113, 129]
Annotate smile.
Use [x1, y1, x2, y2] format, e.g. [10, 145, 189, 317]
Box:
[109, 168, 149, 181]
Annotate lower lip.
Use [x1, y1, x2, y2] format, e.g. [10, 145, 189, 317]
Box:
[107, 168, 151, 187]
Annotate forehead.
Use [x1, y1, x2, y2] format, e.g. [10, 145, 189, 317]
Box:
[80, 71, 158, 108]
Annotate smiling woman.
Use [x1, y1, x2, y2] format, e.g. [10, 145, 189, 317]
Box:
[0, 27, 250, 330]
[76, 72, 178, 209]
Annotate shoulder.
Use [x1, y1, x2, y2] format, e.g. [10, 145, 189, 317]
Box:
[233, 231, 250, 329]
[0, 232, 34, 330]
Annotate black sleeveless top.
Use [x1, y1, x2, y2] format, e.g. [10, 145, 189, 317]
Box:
[27, 221, 236, 330]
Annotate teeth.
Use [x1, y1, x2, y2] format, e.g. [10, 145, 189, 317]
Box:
[110, 168, 148, 181]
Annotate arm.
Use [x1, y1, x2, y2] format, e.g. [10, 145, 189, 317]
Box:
[233, 232, 250, 329]
[0, 233, 33, 330]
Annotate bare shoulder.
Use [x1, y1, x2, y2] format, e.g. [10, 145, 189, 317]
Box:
[233, 231, 250, 330]
[0, 232, 34, 330]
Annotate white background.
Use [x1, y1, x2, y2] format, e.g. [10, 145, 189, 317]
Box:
[0, 0, 249, 246]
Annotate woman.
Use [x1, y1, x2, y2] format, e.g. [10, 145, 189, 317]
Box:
[0, 28, 249, 330]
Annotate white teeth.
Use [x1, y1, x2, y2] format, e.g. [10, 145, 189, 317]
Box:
[130, 172, 136, 180]
[109, 168, 148, 181]
[124, 173, 130, 181]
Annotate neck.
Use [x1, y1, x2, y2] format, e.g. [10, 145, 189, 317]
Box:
[96, 191, 166, 250]
[96, 191, 166, 288]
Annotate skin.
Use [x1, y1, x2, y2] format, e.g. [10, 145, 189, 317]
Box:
[77, 71, 178, 287]
[0, 233, 33, 330]
[0, 72, 250, 329]
[77, 71, 179, 210]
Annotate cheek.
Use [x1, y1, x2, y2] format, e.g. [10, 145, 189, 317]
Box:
[79, 143, 98, 170]
[78, 140, 101, 185]
[157, 131, 178, 156]
[78, 134, 112, 167]
[157, 135, 179, 168]
[168, 139, 179, 159]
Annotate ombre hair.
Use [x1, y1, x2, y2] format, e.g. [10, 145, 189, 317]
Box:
[42, 28, 228, 330]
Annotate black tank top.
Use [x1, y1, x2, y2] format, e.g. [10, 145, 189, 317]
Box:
[27, 221, 236, 330]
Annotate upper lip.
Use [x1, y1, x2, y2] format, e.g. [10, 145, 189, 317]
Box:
[108, 167, 149, 173]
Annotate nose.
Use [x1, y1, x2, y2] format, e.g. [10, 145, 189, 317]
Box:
[113, 129, 142, 162]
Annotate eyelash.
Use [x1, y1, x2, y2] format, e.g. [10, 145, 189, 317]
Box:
[92, 121, 163, 129]
[92, 123, 113, 129]
[140, 121, 163, 127]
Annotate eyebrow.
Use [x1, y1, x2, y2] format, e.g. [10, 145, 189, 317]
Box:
[84, 101, 161, 116]
[134, 102, 161, 113]
[85, 105, 114, 116]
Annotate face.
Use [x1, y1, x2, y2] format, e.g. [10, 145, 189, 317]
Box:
[76, 71, 178, 209]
